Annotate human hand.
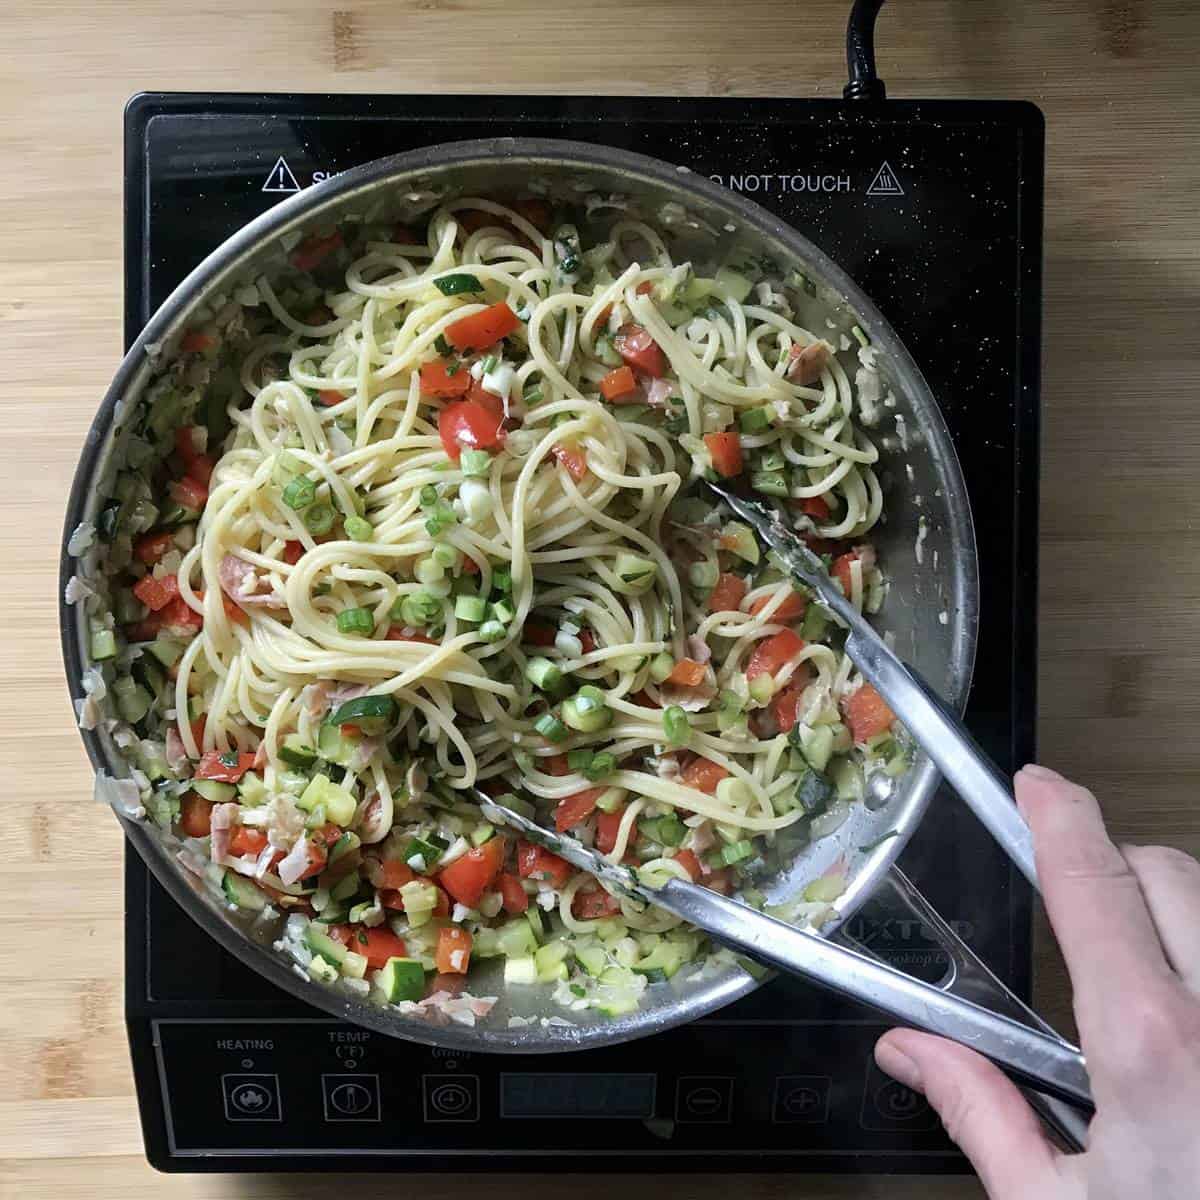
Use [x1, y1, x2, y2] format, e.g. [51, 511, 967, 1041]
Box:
[874, 764, 1200, 1199]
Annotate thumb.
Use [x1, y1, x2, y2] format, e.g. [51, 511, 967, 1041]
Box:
[875, 1029, 1066, 1198]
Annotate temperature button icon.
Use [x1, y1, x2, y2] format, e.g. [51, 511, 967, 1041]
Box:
[322, 1073, 381, 1122]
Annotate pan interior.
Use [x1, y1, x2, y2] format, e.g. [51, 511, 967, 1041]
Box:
[61, 140, 977, 1052]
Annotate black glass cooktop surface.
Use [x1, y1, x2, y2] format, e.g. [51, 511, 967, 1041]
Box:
[123, 91, 1043, 1173]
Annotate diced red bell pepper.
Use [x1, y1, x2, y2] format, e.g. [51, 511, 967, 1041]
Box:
[614, 324, 666, 377]
[134, 530, 175, 565]
[553, 787, 607, 833]
[516, 840, 572, 888]
[746, 628, 805, 680]
[419, 361, 472, 398]
[291, 231, 343, 272]
[355, 926, 409, 971]
[438, 837, 505, 908]
[832, 551, 860, 600]
[551, 442, 588, 480]
[665, 658, 707, 687]
[438, 399, 505, 461]
[599, 365, 639, 401]
[435, 926, 473, 975]
[673, 848, 703, 882]
[379, 859, 417, 890]
[169, 475, 209, 511]
[445, 302, 520, 352]
[317, 389, 346, 407]
[498, 872, 529, 913]
[704, 868, 734, 895]
[194, 749, 257, 782]
[180, 792, 214, 837]
[771, 684, 806, 734]
[796, 495, 831, 521]
[133, 572, 181, 613]
[703, 432, 743, 478]
[708, 573, 748, 613]
[842, 682, 896, 743]
[180, 330, 216, 354]
[681, 756, 730, 796]
[283, 540, 304, 565]
[748, 589, 807, 620]
[595, 807, 626, 855]
[229, 826, 269, 857]
[572, 887, 623, 920]
[542, 754, 571, 776]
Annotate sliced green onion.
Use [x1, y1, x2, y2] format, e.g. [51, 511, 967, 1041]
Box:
[478, 619, 507, 643]
[688, 560, 719, 589]
[336, 607, 374, 636]
[567, 748, 594, 772]
[344, 515, 373, 541]
[758, 449, 786, 472]
[721, 839, 754, 865]
[395, 590, 441, 627]
[480, 353, 498, 374]
[434, 273, 484, 295]
[492, 567, 512, 593]
[738, 407, 772, 434]
[282, 476, 316, 510]
[663, 705, 691, 748]
[750, 470, 788, 497]
[562, 686, 611, 733]
[525, 657, 563, 692]
[534, 712, 568, 743]
[749, 673, 776, 703]
[434, 334, 453, 356]
[304, 501, 335, 535]
[487, 598, 515, 624]
[419, 484, 439, 508]
[432, 543, 458, 568]
[90, 623, 118, 661]
[523, 385, 544, 404]
[460, 449, 492, 477]
[414, 557, 445, 585]
[454, 595, 487, 623]
[583, 751, 616, 782]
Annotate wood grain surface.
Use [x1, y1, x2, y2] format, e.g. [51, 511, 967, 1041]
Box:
[2, 0, 1197, 1194]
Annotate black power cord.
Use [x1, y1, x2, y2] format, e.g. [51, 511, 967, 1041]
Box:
[844, 0, 888, 101]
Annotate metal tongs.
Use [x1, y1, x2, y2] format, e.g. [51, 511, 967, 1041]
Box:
[702, 479, 1040, 889]
[474, 480, 1096, 1141]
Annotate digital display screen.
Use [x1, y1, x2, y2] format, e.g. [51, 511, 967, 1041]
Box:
[501, 1073, 656, 1119]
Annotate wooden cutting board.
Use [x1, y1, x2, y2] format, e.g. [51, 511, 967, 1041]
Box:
[2, 1, 1196, 1195]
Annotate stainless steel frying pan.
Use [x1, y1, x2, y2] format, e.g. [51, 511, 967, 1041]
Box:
[61, 138, 992, 1055]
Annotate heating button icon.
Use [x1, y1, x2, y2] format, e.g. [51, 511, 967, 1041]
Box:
[221, 1073, 282, 1122]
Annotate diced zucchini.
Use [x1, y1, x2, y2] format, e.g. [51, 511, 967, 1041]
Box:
[341, 950, 368, 980]
[222, 871, 269, 911]
[147, 636, 186, 667]
[496, 918, 539, 958]
[238, 771, 269, 807]
[503, 956, 538, 985]
[534, 941, 570, 982]
[576, 944, 609, 977]
[309, 956, 339, 985]
[799, 604, 830, 642]
[831, 759, 865, 803]
[798, 724, 834, 773]
[192, 779, 236, 804]
[376, 957, 426, 1003]
[713, 266, 753, 303]
[795, 769, 835, 814]
[305, 923, 348, 965]
[278, 733, 318, 769]
[398, 879, 441, 928]
[297, 773, 357, 825]
[612, 552, 657, 595]
[632, 940, 687, 980]
[719, 522, 760, 564]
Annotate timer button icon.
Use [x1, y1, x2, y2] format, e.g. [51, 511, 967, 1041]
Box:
[423, 1073, 480, 1122]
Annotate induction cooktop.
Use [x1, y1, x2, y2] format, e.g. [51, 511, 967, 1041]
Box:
[123, 91, 1043, 1173]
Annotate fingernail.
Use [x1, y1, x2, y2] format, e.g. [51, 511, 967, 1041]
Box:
[1018, 763, 1063, 782]
[875, 1042, 924, 1093]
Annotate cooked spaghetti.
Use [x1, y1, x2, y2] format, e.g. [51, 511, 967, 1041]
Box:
[75, 193, 904, 1019]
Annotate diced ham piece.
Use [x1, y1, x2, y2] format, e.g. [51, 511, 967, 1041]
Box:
[218, 553, 287, 608]
[787, 341, 831, 385]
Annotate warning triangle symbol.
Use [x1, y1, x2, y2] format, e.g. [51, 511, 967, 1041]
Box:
[262, 156, 301, 194]
[866, 161, 904, 197]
